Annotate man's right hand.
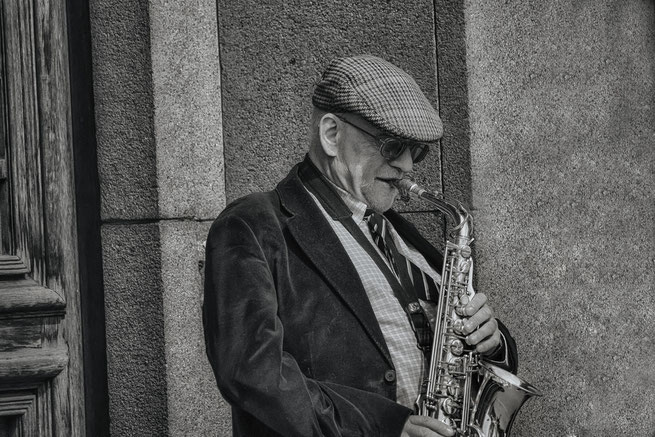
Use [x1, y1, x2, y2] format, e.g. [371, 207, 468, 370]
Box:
[401, 415, 455, 437]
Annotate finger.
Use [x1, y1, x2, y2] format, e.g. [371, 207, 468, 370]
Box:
[406, 415, 455, 437]
[466, 317, 498, 345]
[402, 425, 449, 437]
[462, 304, 494, 335]
[475, 328, 501, 354]
[466, 316, 498, 343]
[465, 316, 498, 346]
[457, 293, 487, 317]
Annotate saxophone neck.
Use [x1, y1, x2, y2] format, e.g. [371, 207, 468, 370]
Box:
[394, 178, 472, 239]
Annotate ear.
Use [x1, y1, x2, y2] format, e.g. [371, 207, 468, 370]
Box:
[318, 113, 340, 157]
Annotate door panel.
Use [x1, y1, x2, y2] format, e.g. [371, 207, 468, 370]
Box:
[0, 0, 84, 435]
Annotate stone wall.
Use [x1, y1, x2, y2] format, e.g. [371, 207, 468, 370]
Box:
[466, 1, 655, 435]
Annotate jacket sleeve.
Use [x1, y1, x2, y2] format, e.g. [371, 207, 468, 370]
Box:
[483, 319, 519, 373]
[202, 214, 412, 437]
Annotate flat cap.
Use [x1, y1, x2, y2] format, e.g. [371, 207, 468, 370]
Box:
[312, 55, 443, 142]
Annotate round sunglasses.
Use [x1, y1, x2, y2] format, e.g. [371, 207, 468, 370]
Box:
[335, 114, 431, 163]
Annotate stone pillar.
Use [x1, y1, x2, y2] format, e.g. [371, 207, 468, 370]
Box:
[466, 1, 655, 435]
[89, 0, 230, 435]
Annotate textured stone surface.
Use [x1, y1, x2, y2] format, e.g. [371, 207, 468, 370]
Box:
[435, 0, 473, 206]
[466, 2, 655, 436]
[90, 0, 158, 220]
[91, 0, 225, 222]
[159, 220, 231, 436]
[150, 0, 226, 219]
[101, 219, 230, 436]
[91, 1, 228, 434]
[102, 224, 168, 436]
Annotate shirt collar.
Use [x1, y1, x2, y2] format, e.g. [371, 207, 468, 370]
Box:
[329, 183, 368, 223]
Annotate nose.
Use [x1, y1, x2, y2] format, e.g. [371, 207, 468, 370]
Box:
[388, 146, 414, 173]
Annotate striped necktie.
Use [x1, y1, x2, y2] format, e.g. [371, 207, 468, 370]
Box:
[364, 210, 439, 302]
[365, 210, 436, 352]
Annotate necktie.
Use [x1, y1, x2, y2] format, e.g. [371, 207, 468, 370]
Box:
[365, 210, 439, 302]
[365, 210, 436, 351]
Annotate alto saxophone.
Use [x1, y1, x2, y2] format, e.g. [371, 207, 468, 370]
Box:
[394, 178, 541, 437]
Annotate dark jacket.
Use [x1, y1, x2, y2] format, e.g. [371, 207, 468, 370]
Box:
[203, 161, 517, 437]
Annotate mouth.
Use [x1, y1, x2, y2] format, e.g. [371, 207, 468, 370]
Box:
[377, 177, 402, 188]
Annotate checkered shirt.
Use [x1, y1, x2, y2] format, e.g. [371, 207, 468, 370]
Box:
[312, 55, 443, 142]
[306, 187, 442, 409]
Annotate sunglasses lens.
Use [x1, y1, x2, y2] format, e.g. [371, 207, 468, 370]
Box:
[410, 143, 429, 163]
[380, 138, 429, 163]
[380, 139, 406, 160]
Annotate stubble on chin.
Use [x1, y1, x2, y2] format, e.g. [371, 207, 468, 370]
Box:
[362, 180, 397, 213]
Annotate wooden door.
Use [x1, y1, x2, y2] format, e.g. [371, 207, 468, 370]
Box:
[0, 0, 84, 435]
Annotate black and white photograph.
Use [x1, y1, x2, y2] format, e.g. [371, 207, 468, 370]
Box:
[0, 1, 652, 436]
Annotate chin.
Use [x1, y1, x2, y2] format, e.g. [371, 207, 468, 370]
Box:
[365, 195, 396, 213]
[362, 182, 398, 212]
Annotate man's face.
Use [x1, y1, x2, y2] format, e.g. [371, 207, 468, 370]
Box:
[330, 118, 414, 212]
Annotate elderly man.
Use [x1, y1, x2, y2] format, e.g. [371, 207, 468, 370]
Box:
[203, 55, 517, 437]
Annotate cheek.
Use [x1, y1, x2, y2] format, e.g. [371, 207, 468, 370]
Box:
[353, 167, 373, 191]
[361, 161, 385, 185]
[335, 161, 366, 195]
[340, 145, 385, 191]
[349, 159, 373, 184]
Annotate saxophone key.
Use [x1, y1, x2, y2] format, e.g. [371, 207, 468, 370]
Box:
[449, 339, 465, 356]
[440, 397, 462, 415]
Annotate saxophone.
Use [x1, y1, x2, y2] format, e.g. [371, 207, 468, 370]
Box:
[394, 178, 541, 437]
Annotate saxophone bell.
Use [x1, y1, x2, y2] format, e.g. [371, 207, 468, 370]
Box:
[472, 363, 542, 437]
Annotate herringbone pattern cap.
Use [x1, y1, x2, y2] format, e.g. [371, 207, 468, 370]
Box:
[312, 55, 443, 142]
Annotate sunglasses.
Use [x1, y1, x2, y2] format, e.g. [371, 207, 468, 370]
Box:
[335, 114, 431, 164]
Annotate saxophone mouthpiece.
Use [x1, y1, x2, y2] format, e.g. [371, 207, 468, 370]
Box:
[393, 178, 426, 198]
[393, 178, 412, 202]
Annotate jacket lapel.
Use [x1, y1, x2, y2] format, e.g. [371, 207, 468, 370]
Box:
[276, 165, 394, 367]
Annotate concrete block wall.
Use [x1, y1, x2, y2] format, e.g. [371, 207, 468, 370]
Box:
[466, 1, 655, 436]
[90, 0, 229, 435]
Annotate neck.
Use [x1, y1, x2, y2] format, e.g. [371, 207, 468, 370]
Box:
[308, 149, 341, 188]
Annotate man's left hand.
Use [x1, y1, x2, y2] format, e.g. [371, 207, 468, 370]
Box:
[456, 293, 501, 355]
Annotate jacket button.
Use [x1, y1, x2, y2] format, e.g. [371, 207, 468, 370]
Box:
[384, 369, 396, 383]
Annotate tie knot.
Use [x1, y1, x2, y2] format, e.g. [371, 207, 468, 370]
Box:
[365, 210, 385, 237]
